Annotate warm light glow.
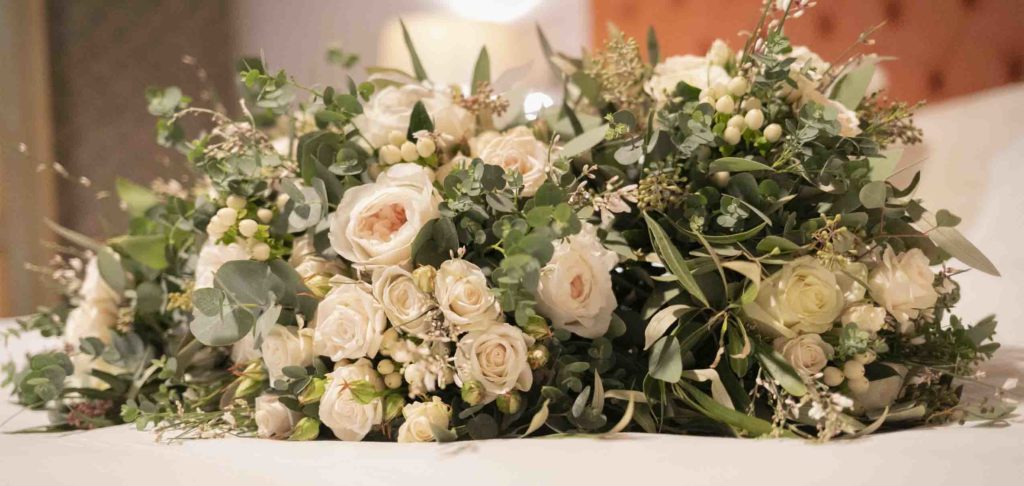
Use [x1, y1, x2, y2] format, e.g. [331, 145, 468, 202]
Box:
[443, 0, 542, 23]
[523, 91, 554, 120]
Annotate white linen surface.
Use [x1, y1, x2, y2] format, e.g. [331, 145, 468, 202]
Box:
[2, 85, 1024, 485]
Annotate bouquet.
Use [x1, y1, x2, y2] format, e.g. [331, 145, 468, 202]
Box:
[5, 1, 1016, 443]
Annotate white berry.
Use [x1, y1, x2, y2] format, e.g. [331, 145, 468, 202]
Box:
[843, 360, 865, 379]
[400, 141, 418, 162]
[744, 108, 765, 130]
[275, 193, 290, 210]
[823, 366, 845, 387]
[256, 208, 273, 223]
[216, 207, 238, 222]
[376, 359, 396, 375]
[727, 76, 748, 97]
[741, 97, 762, 111]
[225, 195, 246, 211]
[415, 137, 436, 158]
[387, 130, 407, 147]
[251, 242, 271, 261]
[723, 126, 742, 145]
[727, 114, 746, 130]
[384, 372, 403, 389]
[715, 95, 735, 115]
[763, 123, 783, 143]
[238, 219, 258, 238]
[847, 376, 870, 394]
[379, 145, 402, 165]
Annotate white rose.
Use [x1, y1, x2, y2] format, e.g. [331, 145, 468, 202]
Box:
[470, 127, 552, 197]
[328, 163, 440, 268]
[255, 394, 301, 439]
[645, 55, 729, 105]
[230, 332, 262, 364]
[397, 396, 451, 443]
[788, 46, 830, 78]
[841, 304, 887, 334]
[314, 279, 387, 361]
[435, 259, 504, 333]
[706, 39, 732, 67]
[319, 359, 384, 441]
[260, 325, 315, 383]
[289, 235, 344, 280]
[834, 261, 868, 304]
[868, 247, 939, 333]
[79, 256, 121, 304]
[372, 266, 434, 336]
[743, 257, 845, 338]
[773, 334, 834, 375]
[194, 241, 249, 289]
[354, 84, 474, 148]
[64, 300, 118, 347]
[850, 363, 907, 412]
[535, 223, 619, 338]
[454, 323, 534, 403]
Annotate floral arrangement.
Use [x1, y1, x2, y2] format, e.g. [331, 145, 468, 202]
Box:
[5, 2, 1016, 443]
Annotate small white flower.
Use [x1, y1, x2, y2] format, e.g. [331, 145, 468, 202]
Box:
[645, 55, 729, 105]
[397, 397, 451, 443]
[319, 359, 384, 441]
[255, 394, 301, 439]
[354, 84, 474, 149]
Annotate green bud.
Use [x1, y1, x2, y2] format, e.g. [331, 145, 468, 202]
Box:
[461, 380, 485, 406]
[527, 344, 550, 370]
[411, 265, 437, 294]
[299, 377, 325, 405]
[496, 390, 522, 415]
[304, 275, 332, 298]
[383, 393, 405, 422]
[234, 377, 263, 399]
[288, 417, 321, 441]
[522, 315, 552, 341]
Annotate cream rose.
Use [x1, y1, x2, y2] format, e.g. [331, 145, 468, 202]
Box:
[64, 300, 118, 348]
[255, 394, 301, 439]
[435, 259, 504, 333]
[354, 84, 474, 148]
[260, 325, 315, 383]
[470, 126, 552, 197]
[535, 223, 619, 338]
[289, 235, 345, 281]
[454, 323, 534, 403]
[397, 397, 451, 443]
[645, 55, 729, 105]
[230, 332, 262, 364]
[841, 304, 887, 334]
[373, 266, 434, 336]
[328, 163, 440, 268]
[194, 241, 249, 289]
[743, 257, 845, 338]
[773, 334, 834, 375]
[314, 279, 387, 361]
[319, 359, 384, 441]
[868, 247, 939, 332]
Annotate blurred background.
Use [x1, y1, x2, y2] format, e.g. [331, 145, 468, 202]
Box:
[1, 0, 1022, 338]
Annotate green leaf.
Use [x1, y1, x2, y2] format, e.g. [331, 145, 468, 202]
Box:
[927, 226, 1000, 276]
[190, 288, 255, 346]
[115, 178, 161, 217]
[646, 26, 659, 65]
[471, 47, 490, 94]
[214, 260, 276, 308]
[648, 336, 683, 383]
[676, 381, 777, 437]
[644, 304, 693, 350]
[671, 221, 766, 245]
[96, 248, 126, 295]
[708, 157, 774, 174]
[535, 24, 560, 78]
[45, 219, 102, 252]
[398, 19, 429, 81]
[756, 235, 800, 254]
[859, 181, 887, 209]
[831, 56, 887, 110]
[406, 100, 434, 139]
[412, 217, 459, 267]
[560, 124, 608, 159]
[645, 213, 709, 307]
[108, 234, 168, 270]
[869, 147, 903, 181]
[935, 209, 961, 227]
[754, 343, 807, 397]
[966, 315, 998, 346]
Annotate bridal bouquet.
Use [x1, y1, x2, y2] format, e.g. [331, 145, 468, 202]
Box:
[6, 1, 1015, 442]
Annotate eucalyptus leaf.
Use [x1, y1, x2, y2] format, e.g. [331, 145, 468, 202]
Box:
[560, 124, 608, 159]
[708, 157, 774, 174]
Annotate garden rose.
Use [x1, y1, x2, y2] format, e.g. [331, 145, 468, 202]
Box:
[372, 266, 434, 336]
[841, 304, 887, 334]
[535, 223, 619, 338]
[743, 257, 845, 338]
[314, 279, 387, 361]
[397, 397, 451, 443]
[868, 247, 939, 332]
[319, 359, 384, 441]
[645, 55, 729, 105]
[353, 84, 473, 148]
[773, 334, 834, 375]
[194, 241, 249, 289]
[470, 127, 552, 197]
[454, 323, 534, 403]
[435, 259, 504, 333]
[328, 163, 440, 268]
[260, 325, 315, 383]
[255, 394, 301, 439]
